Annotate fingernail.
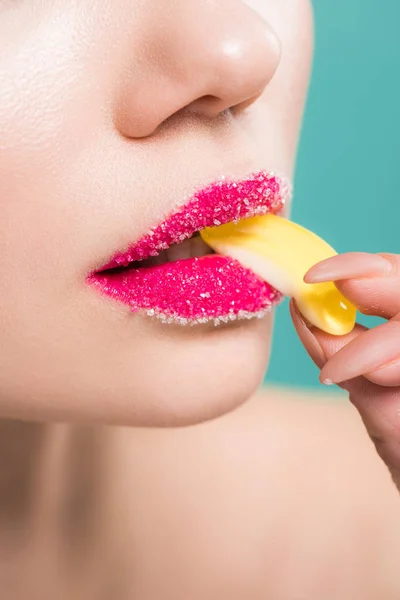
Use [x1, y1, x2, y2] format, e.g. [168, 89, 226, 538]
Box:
[304, 253, 393, 284]
[290, 301, 327, 369]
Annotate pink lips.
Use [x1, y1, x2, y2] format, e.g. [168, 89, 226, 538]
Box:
[87, 171, 290, 325]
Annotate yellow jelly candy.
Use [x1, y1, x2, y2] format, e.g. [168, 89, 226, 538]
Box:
[201, 214, 357, 336]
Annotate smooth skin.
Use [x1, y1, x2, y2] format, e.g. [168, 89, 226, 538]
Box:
[3, 391, 400, 599]
[2, 0, 400, 598]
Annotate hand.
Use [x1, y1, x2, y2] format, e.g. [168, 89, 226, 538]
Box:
[290, 252, 400, 491]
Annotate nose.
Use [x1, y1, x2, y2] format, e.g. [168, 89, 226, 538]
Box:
[115, 0, 281, 138]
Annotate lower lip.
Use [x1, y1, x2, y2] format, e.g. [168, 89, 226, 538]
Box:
[88, 255, 282, 325]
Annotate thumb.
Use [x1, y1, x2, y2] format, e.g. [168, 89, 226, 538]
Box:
[288, 298, 367, 373]
[290, 299, 400, 492]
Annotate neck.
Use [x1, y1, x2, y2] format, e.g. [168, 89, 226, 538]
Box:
[0, 420, 121, 599]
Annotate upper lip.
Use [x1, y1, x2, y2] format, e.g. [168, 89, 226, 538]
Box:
[94, 170, 291, 274]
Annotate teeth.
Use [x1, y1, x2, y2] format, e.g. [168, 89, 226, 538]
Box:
[166, 238, 193, 263]
[190, 236, 211, 258]
[151, 251, 168, 266]
[117, 234, 213, 271]
[165, 236, 212, 263]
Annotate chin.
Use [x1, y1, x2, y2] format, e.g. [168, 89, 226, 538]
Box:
[94, 312, 274, 428]
[0, 308, 273, 427]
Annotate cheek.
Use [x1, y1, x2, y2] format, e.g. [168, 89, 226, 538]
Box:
[243, 0, 314, 174]
[268, 0, 314, 140]
[0, 5, 113, 295]
[0, 10, 113, 389]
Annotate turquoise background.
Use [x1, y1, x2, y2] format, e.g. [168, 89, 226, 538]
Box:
[265, 0, 400, 389]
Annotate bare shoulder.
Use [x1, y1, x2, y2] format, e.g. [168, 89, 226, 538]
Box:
[250, 385, 400, 529]
[125, 386, 400, 597]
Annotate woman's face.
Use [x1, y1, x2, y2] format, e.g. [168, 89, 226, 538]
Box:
[0, 0, 313, 425]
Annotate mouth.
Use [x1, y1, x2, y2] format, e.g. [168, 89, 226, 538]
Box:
[87, 170, 290, 325]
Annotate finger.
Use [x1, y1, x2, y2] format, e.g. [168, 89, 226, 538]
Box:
[304, 252, 392, 283]
[291, 299, 400, 387]
[319, 319, 400, 386]
[305, 252, 400, 319]
[290, 299, 400, 491]
[343, 377, 400, 492]
[289, 299, 366, 372]
[366, 358, 400, 387]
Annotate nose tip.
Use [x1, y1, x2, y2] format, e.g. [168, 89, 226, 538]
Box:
[115, 1, 282, 138]
[188, 21, 281, 118]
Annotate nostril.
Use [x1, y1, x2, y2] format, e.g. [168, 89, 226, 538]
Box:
[186, 95, 231, 119]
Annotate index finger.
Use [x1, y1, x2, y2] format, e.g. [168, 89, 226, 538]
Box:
[305, 252, 400, 320]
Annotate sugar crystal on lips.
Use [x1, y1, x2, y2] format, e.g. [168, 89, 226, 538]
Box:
[87, 171, 289, 324]
[88, 256, 282, 325]
[100, 171, 290, 269]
